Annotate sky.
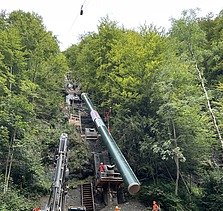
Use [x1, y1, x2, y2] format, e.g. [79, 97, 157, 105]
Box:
[1, 0, 223, 51]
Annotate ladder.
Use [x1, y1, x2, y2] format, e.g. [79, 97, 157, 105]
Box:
[81, 183, 95, 211]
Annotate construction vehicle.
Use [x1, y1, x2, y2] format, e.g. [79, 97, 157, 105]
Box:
[41, 133, 86, 211]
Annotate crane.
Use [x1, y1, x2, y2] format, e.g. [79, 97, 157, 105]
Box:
[43, 133, 69, 211]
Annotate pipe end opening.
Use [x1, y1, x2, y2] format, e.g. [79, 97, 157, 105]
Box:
[128, 183, 140, 195]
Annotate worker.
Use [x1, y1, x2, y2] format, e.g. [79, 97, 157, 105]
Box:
[33, 207, 41, 211]
[114, 205, 121, 211]
[99, 162, 105, 172]
[152, 201, 160, 211]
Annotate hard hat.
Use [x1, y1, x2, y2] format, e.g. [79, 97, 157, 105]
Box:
[115, 206, 120, 210]
[100, 162, 103, 164]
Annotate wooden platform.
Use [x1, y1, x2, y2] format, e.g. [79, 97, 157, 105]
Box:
[95, 173, 123, 187]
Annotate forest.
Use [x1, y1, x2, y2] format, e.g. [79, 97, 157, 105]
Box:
[0, 9, 223, 210]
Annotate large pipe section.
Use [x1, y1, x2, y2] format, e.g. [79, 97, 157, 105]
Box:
[81, 93, 140, 195]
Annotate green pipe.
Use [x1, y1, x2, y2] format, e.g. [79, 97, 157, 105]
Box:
[81, 93, 140, 195]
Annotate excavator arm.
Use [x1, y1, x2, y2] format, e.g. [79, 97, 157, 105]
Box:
[43, 133, 69, 211]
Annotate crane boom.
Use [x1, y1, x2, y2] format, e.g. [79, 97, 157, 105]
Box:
[44, 133, 69, 211]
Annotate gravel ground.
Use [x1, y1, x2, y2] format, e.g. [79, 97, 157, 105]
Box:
[99, 200, 149, 211]
[66, 187, 149, 211]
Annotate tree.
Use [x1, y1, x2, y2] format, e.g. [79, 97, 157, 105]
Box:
[0, 10, 69, 208]
[64, 13, 223, 209]
[6, 10, 68, 119]
[170, 9, 223, 151]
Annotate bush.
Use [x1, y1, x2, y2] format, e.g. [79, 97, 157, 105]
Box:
[0, 188, 34, 211]
[138, 180, 199, 210]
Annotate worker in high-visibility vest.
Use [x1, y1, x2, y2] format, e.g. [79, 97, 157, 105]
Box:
[114, 205, 121, 211]
[33, 208, 41, 211]
[99, 162, 105, 172]
[152, 201, 160, 211]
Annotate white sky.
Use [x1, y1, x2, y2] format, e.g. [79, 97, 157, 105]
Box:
[1, 0, 223, 51]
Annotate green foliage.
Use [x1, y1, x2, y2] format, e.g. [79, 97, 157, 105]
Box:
[0, 9, 70, 209]
[0, 176, 34, 210]
[0, 190, 33, 211]
[1, 6, 223, 211]
[13, 132, 51, 193]
[199, 12, 223, 84]
[139, 181, 197, 211]
[66, 128, 91, 171]
[199, 169, 223, 210]
[65, 12, 223, 210]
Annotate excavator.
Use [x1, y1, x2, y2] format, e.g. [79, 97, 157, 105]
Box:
[40, 133, 86, 211]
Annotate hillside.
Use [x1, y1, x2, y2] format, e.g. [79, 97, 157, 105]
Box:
[1, 9, 223, 210]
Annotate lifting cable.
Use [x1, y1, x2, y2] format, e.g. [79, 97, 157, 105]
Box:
[69, 0, 90, 31]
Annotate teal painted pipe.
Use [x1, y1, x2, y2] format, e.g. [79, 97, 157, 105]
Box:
[81, 93, 140, 195]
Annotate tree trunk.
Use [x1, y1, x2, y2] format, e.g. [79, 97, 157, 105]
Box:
[5, 152, 13, 193]
[195, 63, 223, 150]
[174, 156, 180, 196]
[188, 44, 223, 151]
[4, 146, 11, 193]
[4, 130, 16, 193]
[172, 121, 179, 196]
[9, 66, 13, 91]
